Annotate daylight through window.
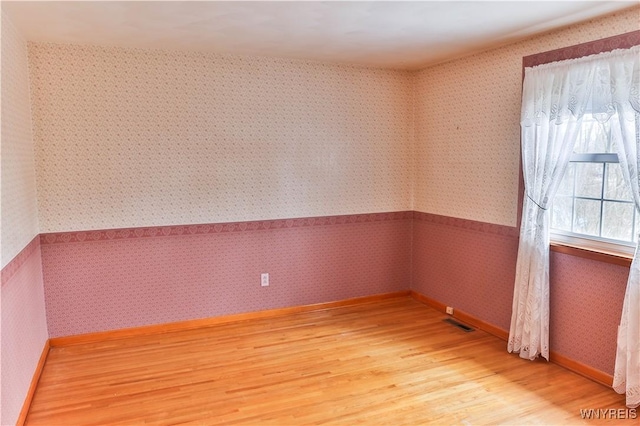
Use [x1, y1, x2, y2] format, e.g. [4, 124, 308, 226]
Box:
[550, 113, 639, 254]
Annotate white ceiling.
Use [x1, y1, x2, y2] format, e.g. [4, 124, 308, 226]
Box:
[3, 1, 637, 70]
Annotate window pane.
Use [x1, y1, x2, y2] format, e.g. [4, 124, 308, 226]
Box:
[604, 163, 633, 201]
[574, 116, 610, 153]
[556, 163, 574, 196]
[602, 201, 634, 241]
[574, 198, 601, 236]
[575, 163, 603, 198]
[552, 196, 573, 232]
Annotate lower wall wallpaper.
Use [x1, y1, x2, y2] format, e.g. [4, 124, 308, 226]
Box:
[1, 237, 49, 425]
[3, 210, 630, 391]
[549, 251, 629, 375]
[40, 212, 413, 337]
[410, 212, 630, 375]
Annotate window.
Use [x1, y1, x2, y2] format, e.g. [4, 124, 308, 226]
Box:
[550, 113, 638, 256]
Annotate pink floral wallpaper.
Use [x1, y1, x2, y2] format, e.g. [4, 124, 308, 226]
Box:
[550, 252, 629, 374]
[413, 6, 640, 227]
[412, 213, 519, 331]
[40, 213, 412, 337]
[411, 212, 631, 376]
[1, 238, 48, 426]
[28, 43, 413, 233]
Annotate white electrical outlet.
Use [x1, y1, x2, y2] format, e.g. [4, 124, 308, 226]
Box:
[446, 306, 454, 315]
[261, 273, 269, 287]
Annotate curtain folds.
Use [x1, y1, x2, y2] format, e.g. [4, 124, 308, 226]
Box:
[509, 61, 592, 361]
[611, 49, 640, 409]
[510, 46, 640, 408]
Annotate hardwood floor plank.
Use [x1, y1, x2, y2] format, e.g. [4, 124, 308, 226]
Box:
[26, 297, 633, 425]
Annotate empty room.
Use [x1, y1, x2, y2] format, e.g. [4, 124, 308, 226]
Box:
[2, 1, 639, 424]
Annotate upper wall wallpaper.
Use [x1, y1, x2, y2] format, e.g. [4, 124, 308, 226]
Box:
[413, 6, 640, 227]
[1, 13, 40, 267]
[28, 44, 413, 233]
[17, 5, 640, 234]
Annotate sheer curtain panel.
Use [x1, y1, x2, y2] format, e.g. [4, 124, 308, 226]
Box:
[510, 46, 640, 408]
[610, 47, 640, 409]
[509, 61, 592, 361]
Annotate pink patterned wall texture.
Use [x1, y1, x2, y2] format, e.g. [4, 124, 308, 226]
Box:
[549, 252, 629, 374]
[411, 212, 519, 331]
[411, 211, 631, 376]
[41, 213, 412, 337]
[41, 208, 631, 377]
[1, 238, 48, 426]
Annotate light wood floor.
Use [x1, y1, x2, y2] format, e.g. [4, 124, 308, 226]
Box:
[27, 297, 632, 425]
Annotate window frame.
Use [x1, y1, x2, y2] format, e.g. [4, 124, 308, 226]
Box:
[550, 152, 638, 258]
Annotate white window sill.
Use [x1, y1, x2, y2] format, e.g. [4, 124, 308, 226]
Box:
[550, 240, 633, 267]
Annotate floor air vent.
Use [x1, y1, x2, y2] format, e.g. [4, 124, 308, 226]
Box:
[443, 318, 475, 332]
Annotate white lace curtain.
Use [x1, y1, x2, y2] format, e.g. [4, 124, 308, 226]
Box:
[610, 47, 640, 408]
[509, 46, 639, 408]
